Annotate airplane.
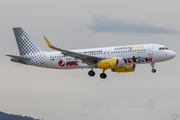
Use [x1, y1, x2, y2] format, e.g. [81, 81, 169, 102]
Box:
[6, 27, 176, 79]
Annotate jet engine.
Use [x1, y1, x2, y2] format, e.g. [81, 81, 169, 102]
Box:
[111, 64, 136, 72]
[96, 58, 119, 69]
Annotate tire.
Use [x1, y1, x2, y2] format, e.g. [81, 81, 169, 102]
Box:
[152, 69, 156, 73]
[88, 70, 95, 76]
[100, 73, 107, 79]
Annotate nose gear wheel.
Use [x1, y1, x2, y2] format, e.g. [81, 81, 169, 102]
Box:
[152, 69, 156, 73]
[151, 62, 156, 73]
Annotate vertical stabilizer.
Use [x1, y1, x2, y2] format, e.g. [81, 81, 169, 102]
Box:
[13, 27, 43, 55]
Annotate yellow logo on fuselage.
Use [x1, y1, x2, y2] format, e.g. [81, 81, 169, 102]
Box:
[133, 45, 144, 49]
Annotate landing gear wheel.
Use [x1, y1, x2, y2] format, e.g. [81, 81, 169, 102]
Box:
[152, 69, 156, 73]
[100, 73, 107, 79]
[151, 62, 156, 73]
[88, 70, 95, 77]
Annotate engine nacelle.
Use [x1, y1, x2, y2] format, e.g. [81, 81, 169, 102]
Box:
[96, 58, 119, 69]
[111, 64, 136, 72]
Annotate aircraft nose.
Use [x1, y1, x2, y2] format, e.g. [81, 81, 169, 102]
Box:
[169, 50, 176, 59]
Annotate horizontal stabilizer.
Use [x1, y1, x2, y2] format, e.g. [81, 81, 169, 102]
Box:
[6, 55, 31, 61]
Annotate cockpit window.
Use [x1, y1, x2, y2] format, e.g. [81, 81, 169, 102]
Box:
[159, 47, 169, 50]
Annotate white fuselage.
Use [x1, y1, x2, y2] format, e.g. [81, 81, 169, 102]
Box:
[28, 44, 175, 69]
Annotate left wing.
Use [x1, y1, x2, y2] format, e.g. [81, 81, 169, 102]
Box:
[44, 36, 104, 65]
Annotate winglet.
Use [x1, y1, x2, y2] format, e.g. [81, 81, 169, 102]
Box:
[44, 36, 52, 47]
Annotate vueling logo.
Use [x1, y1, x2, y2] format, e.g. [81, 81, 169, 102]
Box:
[133, 45, 144, 49]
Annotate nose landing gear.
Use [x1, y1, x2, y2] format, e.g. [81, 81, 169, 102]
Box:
[152, 69, 156, 73]
[151, 62, 156, 73]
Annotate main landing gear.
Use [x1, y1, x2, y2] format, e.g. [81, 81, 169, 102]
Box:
[100, 69, 107, 79]
[88, 69, 107, 79]
[88, 65, 95, 77]
[88, 70, 95, 77]
[151, 62, 156, 73]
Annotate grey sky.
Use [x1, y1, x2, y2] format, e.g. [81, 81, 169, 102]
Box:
[144, 97, 157, 109]
[89, 15, 180, 34]
[1, 0, 180, 120]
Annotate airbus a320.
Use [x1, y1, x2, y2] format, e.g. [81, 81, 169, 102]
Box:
[7, 27, 176, 79]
